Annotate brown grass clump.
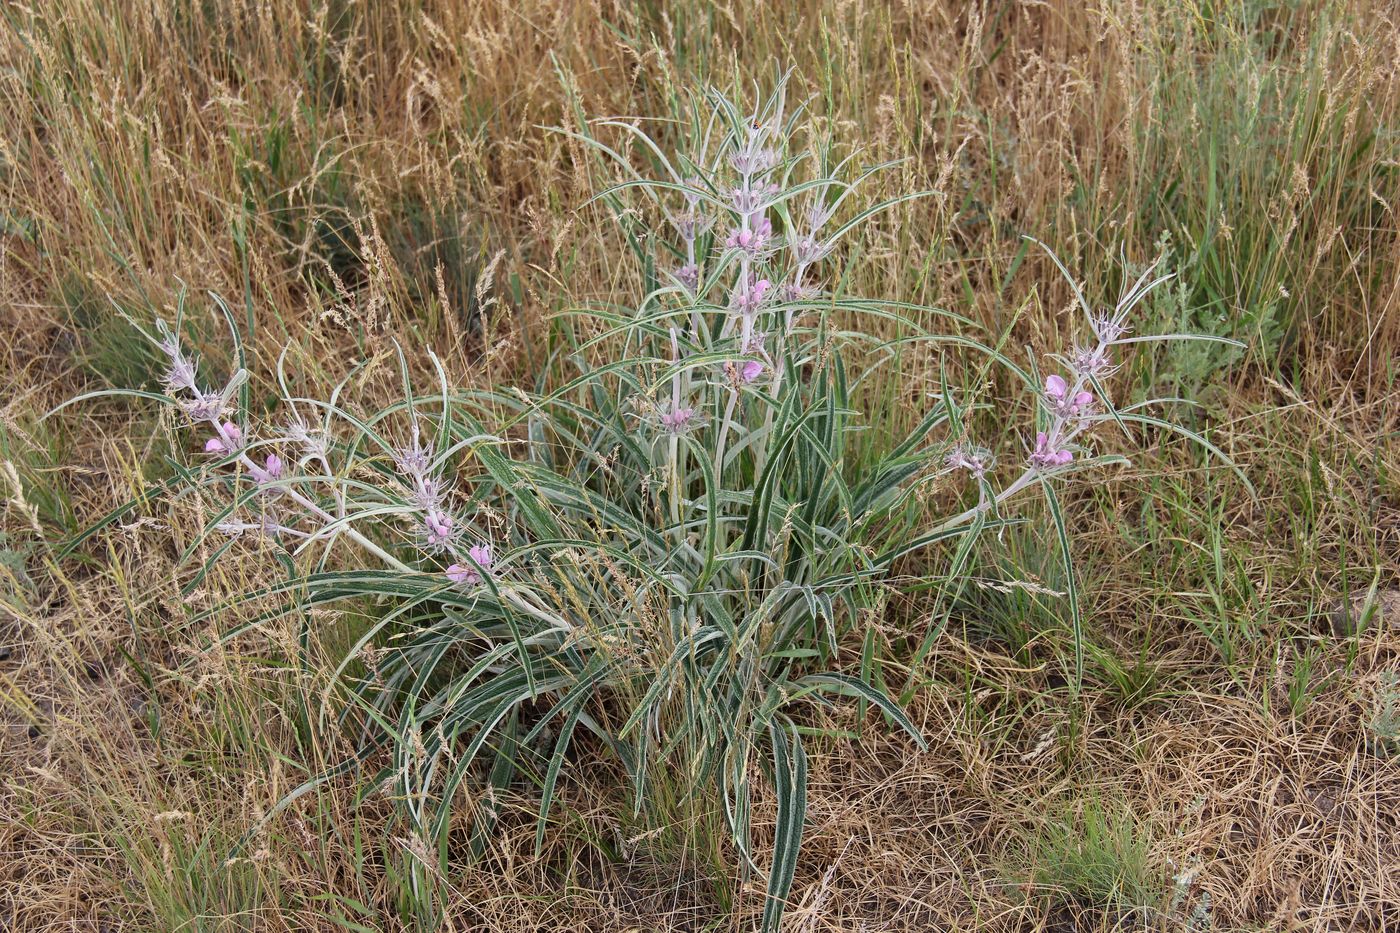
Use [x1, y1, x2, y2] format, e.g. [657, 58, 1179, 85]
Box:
[2, 0, 1398, 930]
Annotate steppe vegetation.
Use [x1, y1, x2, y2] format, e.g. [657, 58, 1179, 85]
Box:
[1, 2, 1397, 930]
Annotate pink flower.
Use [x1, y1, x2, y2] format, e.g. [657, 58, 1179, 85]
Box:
[1029, 432, 1073, 470]
[659, 406, 698, 433]
[726, 333, 768, 385]
[725, 217, 773, 255]
[728, 184, 776, 214]
[424, 509, 453, 547]
[248, 453, 283, 485]
[790, 234, 831, 265]
[1044, 375, 1094, 418]
[733, 278, 771, 315]
[447, 543, 494, 586]
[676, 263, 699, 291]
[203, 422, 242, 454]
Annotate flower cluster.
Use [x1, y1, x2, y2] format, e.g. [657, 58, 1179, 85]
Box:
[726, 215, 774, 257]
[1044, 374, 1094, 419]
[932, 266, 1174, 533]
[647, 102, 855, 477]
[247, 453, 284, 486]
[392, 432, 494, 583]
[659, 405, 699, 434]
[945, 443, 994, 478]
[1070, 344, 1112, 377]
[731, 278, 771, 316]
[1029, 431, 1074, 469]
[203, 421, 242, 454]
[146, 322, 498, 589]
[1013, 308, 1130, 475]
[447, 543, 494, 586]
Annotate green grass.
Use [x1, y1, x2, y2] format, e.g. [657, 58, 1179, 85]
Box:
[1019, 795, 1162, 922]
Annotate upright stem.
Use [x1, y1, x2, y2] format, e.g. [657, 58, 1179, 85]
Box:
[716, 145, 756, 470]
[668, 329, 683, 533]
[713, 387, 739, 478]
[754, 263, 807, 478]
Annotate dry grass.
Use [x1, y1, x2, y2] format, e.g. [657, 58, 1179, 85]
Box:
[2, 0, 1398, 930]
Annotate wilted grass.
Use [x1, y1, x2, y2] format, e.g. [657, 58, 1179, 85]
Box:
[2, 1, 1398, 931]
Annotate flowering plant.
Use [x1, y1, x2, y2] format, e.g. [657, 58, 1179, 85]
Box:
[59, 78, 1242, 930]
